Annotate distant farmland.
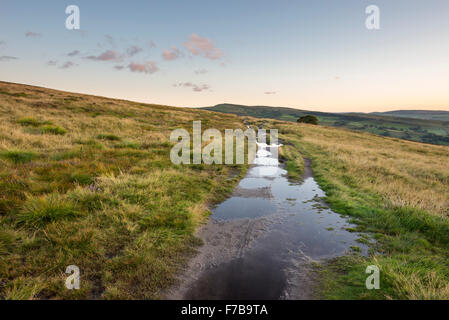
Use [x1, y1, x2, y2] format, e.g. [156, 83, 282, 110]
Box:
[204, 104, 449, 146]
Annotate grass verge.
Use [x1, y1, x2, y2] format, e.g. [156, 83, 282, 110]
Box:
[0, 81, 248, 299]
[275, 121, 449, 299]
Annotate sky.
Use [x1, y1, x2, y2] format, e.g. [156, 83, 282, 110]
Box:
[0, 0, 448, 112]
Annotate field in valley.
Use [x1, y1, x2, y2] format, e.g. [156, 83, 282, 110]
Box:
[1, 81, 448, 299]
[205, 104, 449, 146]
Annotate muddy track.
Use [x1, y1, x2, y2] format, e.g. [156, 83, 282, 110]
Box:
[164, 148, 366, 300]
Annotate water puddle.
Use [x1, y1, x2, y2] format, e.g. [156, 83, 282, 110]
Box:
[178, 142, 367, 300]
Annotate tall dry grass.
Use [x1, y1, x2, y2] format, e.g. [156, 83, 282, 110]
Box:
[283, 123, 449, 217]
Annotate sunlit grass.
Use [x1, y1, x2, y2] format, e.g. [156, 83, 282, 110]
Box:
[274, 121, 449, 300]
[0, 81, 247, 299]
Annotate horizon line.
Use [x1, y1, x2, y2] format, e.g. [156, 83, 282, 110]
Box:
[2, 80, 449, 114]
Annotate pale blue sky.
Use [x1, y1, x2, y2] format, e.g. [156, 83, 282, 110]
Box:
[1, 0, 448, 112]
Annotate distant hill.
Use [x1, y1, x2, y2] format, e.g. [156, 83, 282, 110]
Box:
[371, 110, 449, 121]
[204, 104, 449, 146]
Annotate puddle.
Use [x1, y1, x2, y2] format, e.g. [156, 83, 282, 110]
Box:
[238, 178, 272, 189]
[213, 197, 276, 220]
[171, 141, 368, 300]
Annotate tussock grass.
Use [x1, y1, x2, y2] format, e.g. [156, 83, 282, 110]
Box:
[17, 117, 51, 127]
[4, 277, 44, 300]
[279, 141, 304, 181]
[0, 150, 38, 163]
[18, 194, 81, 228]
[39, 125, 67, 135]
[0, 81, 247, 299]
[272, 121, 449, 300]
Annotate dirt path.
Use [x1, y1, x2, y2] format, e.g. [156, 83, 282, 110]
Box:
[164, 148, 365, 300]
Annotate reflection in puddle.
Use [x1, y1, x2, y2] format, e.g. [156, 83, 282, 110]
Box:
[248, 166, 284, 177]
[213, 197, 276, 220]
[185, 142, 367, 299]
[238, 178, 272, 189]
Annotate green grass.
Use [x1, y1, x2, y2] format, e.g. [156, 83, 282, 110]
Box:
[0, 150, 38, 164]
[18, 194, 81, 228]
[3, 80, 448, 300]
[17, 117, 44, 127]
[0, 90, 29, 98]
[40, 125, 67, 135]
[0, 81, 248, 300]
[275, 122, 449, 300]
[17, 117, 67, 136]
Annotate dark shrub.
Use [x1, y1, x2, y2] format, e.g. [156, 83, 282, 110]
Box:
[297, 115, 319, 125]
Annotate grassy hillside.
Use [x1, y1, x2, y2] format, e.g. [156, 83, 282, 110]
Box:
[372, 110, 449, 122]
[1, 82, 448, 300]
[271, 120, 449, 299]
[0, 82, 248, 299]
[205, 104, 449, 146]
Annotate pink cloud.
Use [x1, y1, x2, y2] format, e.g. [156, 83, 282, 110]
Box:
[86, 50, 121, 61]
[184, 34, 223, 60]
[25, 32, 42, 37]
[128, 61, 159, 74]
[162, 46, 182, 61]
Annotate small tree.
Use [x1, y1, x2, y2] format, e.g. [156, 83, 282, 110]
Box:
[297, 115, 319, 125]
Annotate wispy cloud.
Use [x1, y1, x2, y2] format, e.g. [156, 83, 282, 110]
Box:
[67, 50, 80, 57]
[60, 61, 77, 69]
[173, 82, 211, 92]
[25, 32, 42, 38]
[114, 65, 125, 70]
[0, 55, 18, 61]
[86, 50, 122, 61]
[264, 91, 276, 95]
[47, 60, 58, 66]
[162, 46, 182, 61]
[0, 40, 6, 46]
[194, 69, 208, 75]
[128, 61, 159, 74]
[184, 34, 223, 60]
[149, 41, 156, 48]
[127, 45, 143, 57]
[105, 34, 115, 46]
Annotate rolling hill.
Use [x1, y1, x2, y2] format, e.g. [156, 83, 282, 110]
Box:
[204, 104, 449, 146]
[371, 110, 449, 121]
[1, 81, 448, 300]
